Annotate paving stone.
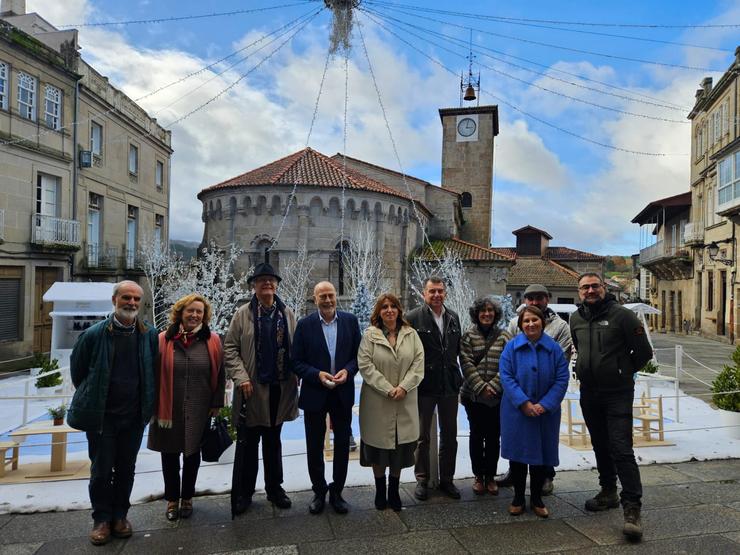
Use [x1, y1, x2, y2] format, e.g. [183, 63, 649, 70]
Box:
[634, 464, 699, 486]
[452, 519, 596, 553]
[549, 469, 603, 493]
[34, 536, 124, 555]
[299, 530, 464, 555]
[668, 480, 740, 505]
[729, 501, 740, 512]
[722, 531, 740, 545]
[213, 547, 298, 555]
[0, 510, 93, 545]
[668, 459, 740, 482]
[557, 484, 693, 513]
[327, 507, 406, 539]
[400, 495, 582, 531]
[0, 515, 14, 530]
[565, 504, 740, 545]
[0, 544, 43, 555]
[565, 534, 740, 554]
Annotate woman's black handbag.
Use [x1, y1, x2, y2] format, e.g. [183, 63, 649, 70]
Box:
[201, 416, 233, 462]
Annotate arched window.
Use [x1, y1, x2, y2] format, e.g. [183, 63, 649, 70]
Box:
[334, 240, 350, 295]
[461, 192, 473, 208]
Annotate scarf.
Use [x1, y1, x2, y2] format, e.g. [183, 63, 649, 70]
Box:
[174, 323, 202, 349]
[155, 325, 222, 429]
[251, 295, 291, 384]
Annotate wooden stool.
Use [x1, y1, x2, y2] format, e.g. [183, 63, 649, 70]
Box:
[633, 392, 664, 442]
[0, 441, 20, 478]
[561, 399, 590, 448]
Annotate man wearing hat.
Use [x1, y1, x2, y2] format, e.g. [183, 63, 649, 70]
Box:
[498, 283, 573, 494]
[224, 262, 299, 513]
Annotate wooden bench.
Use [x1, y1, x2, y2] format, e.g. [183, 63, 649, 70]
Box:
[0, 441, 19, 478]
[633, 392, 665, 442]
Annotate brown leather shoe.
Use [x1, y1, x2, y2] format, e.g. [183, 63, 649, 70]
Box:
[486, 479, 499, 496]
[532, 504, 549, 518]
[89, 521, 111, 545]
[180, 498, 193, 519]
[472, 476, 485, 495]
[166, 501, 179, 521]
[112, 518, 133, 538]
[508, 504, 525, 516]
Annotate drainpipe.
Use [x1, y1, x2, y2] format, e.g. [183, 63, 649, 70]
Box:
[71, 78, 81, 280]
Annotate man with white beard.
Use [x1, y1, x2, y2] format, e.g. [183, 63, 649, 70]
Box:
[68, 281, 159, 546]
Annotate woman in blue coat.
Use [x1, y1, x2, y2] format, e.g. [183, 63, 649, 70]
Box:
[499, 306, 569, 518]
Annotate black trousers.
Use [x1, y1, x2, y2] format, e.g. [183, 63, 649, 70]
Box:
[240, 384, 285, 496]
[509, 461, 546, 506]
[304, 390, 352, 495]
[461, 398, 500, 479]
[86, 415, 145, 523]
[161, 452, 201, 501]
[415, 394, 459, 484]
[580, 389, 642, 508]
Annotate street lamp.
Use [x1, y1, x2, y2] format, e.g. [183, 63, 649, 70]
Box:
[707, 241, 733, 266]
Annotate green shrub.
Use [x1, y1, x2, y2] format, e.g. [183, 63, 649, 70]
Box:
[35, 358, 61, 388]
[218, 406, 237, 441]
[712, 346, 740, 412]
[640, 360, 659, 374]
[47, 404, 67, 420]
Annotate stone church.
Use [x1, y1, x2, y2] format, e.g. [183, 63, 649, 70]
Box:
[198, 104, 601, 305]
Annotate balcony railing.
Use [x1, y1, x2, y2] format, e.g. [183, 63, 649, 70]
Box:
[0, 208, 4, 242]
[683, 222, 704, 245]
[639, 239, 690, 265]
[85, 244, 119, 270]
[125, 248, 142, 270]
[31, 214, 81, 249]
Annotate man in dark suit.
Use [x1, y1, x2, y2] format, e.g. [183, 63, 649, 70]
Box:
[292, 281, 361, 515]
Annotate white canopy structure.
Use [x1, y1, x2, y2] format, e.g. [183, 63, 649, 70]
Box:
[624, 302, 660, 352]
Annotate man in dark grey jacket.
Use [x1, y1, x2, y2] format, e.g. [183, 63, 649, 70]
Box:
[406, 276, 463, 500]
[570, 272, 653, 542]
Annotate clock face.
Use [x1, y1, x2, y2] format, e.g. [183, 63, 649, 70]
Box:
[457, 117, 477, 137]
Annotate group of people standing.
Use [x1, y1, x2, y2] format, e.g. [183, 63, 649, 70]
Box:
[67, 266, 652, 547]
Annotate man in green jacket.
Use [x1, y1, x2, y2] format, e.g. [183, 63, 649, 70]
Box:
[68, 280, 158, 546]
[570, 273, 652, 542]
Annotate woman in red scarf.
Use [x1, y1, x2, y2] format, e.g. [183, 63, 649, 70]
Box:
[148, 293, 224, 521]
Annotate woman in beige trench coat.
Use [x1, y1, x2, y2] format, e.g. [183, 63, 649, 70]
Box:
[358, 293, 424, 512]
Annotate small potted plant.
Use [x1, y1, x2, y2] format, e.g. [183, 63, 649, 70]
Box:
[712, 346, 740, 440]
[639, 360, 659, 374]
[48, 404, 67, 426]
[35, 357, 62, 395]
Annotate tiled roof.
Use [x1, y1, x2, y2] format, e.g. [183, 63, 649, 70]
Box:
[488, 246, 604, 261]
[198, 148, 427, 210]
[417, 238, 515, 262]
[507, 258, 580, 287]
[331, 154, 460, 197]
[512, 225, 553, 239]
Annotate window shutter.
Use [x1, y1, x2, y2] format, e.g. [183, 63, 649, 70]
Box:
[0, 278, 20, 340]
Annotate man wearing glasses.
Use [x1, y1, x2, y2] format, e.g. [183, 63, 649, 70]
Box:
[498, 284, 573, 494]
[569, 273, 653, 542]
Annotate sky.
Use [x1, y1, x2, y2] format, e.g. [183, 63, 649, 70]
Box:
[27, 0, 740, 254]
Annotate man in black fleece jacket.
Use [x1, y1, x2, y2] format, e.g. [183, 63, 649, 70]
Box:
[570, 273, 653, 542]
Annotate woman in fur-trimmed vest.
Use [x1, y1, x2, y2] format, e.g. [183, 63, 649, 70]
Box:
[148, 293, 225, 522]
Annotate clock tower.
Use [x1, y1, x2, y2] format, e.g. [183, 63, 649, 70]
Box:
[439, 105, 499, 247]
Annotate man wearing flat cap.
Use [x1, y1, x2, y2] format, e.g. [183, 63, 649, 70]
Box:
[499, 283, 573, 494]
[225, 262, 299, 513]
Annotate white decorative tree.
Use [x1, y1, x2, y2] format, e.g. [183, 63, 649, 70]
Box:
[139, 238, 251, 335]
[325, 0, 359, 54]
[279, 244, 315, 319]
[344, 220, 387, 327]
[183, 242, 252, 336]
[408, 246, 477, 332]
[139, 237, 185, 330]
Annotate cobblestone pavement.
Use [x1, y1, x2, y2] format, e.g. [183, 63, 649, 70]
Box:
[1, 459, 740, 554]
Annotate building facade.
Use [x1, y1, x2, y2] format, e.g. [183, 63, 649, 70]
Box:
[0, 1, 172, 361]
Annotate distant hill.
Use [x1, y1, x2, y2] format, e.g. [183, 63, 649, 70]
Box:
[170, 239, 199, 261]
[604, 255, 633, 277]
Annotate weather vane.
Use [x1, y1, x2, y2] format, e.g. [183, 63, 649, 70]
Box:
[460, 30, 480, 106]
